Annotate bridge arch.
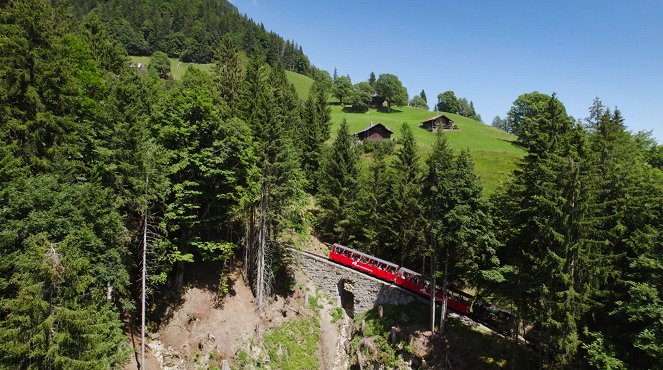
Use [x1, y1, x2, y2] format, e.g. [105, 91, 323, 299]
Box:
[291, 249, 425, 315]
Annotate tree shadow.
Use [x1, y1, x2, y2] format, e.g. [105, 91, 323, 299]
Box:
[498, 138, 526, 150]
[377, 107, 402, 113]
[342, 106, 368, 113]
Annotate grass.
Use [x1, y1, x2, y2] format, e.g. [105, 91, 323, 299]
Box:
[330, 105, 525, 194]
[262, 316, 321, 369]
[128, 55, 523, 194]
[128, 55, 214, 80]
[285, 71, 314, 100]
[128, 55, 314, 100]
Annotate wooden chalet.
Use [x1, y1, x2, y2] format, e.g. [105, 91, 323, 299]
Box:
[370, 93, 385, 108]
[354, 122, 393, 141]
[421, 114, 457, 131]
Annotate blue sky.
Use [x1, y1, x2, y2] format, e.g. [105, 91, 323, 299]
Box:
[231, 0, 663, 142]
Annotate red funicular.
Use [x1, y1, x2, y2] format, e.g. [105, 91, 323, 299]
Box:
[328, 244, 399, 283]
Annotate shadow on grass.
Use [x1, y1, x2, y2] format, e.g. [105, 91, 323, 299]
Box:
[499, 138, 527, 150]
[342, 106, 369, 113]
[376, 107, 402, 113]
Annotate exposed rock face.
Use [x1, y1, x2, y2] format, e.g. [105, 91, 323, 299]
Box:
[291, 249, 426, 314]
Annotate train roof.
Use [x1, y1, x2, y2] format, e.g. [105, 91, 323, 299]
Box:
[397, 266, 422, 276]
[332, 243, 399, 268]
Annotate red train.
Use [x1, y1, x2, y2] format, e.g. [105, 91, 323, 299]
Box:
[328, 243, 473, 314]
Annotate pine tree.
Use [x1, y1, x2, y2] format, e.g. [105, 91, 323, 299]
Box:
[580, 103, 663, 368]
[353, 151, 392, 255]
[317, 119, 360, 242]
[384, 123, 423, 266]
[420, 89, 427, 104]
[493, 94, 594, 368]
[240, 56, 304, 311]
[213, 36, 244, 117]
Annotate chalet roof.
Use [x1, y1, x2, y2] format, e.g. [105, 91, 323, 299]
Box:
[421, 114, 454, 124]
[353, 122, 393, 135]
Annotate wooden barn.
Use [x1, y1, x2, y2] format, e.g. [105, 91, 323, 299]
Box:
[370, 93, 385, 108]
[421, 114, 457, 131]
[354, 122, 393, 141]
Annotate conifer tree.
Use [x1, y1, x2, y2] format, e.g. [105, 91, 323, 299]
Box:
[493, 94, 594, 367]
[579, 103, 663, 368]
[240, 56, 304, 311]
[317, 119, 360, 242]
[213, 36, 244, 117]
[353, 150, 392, 255]
[384, 123, 423, 265]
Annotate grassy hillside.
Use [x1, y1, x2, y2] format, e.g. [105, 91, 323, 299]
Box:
[286, 70, 314, 100]
[129, 56, 214, 80]
[330, 105, 524, 194]
[128, 56, 314, 99]
[127, 56, 520, 193]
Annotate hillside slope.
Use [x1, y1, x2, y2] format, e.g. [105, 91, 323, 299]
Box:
[128, 56, 314, 100]
[330, 106, 524, 193]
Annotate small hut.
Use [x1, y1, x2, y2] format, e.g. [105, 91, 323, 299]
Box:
[421, 115, 457, 131]
[370, 93, 385, 108]
[354, 122, 393, 141]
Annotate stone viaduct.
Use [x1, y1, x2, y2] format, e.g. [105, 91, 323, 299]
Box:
[289, 249, 427, 316]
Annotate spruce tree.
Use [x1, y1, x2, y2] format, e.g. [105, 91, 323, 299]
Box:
[352, 150, 392, 255]
[493, 94, 594, 367]
[384, 123, 423, 266]
[317, 119, 360, 243]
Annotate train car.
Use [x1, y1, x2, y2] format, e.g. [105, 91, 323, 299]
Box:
[328, 243, 473, 314]
[395, 267, 430, 297]
[395, 267, 473, 313]
[447, 286, 473, 314]
[328, 244, 399, 283]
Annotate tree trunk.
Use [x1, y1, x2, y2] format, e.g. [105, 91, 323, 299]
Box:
[440, 245, 449, 335]
[141, 174, 148, 370]
[255, 183, 268, 312]
[430, 254, 436, 332]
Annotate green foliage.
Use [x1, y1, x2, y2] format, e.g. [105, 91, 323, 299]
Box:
[409, 95, 429, 110]
[150, 51, 171, 75]
[375, 73, 408, 108]
[436, 90, 460, 113]
[349, 81, 374, 112]
[382, 123, 424, 265]
[0, 176, 130, 368]
[71, 0, 314, 75]
[491, 115, 508, 131]
[261, 316, 320, 369]
[328, 105, 525, 194]
[334, 75, 353, 105]
[505, 91, 568, 142]
[317, 119, 360, 242]
[353, 149, 393, 256]
[331, 307, 344, 323]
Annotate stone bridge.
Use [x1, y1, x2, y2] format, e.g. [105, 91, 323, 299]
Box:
[290, 249, 427, 316]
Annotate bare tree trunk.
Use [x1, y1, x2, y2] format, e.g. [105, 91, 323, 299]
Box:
[255, 184, 268, 312]
[141, 174, 148, 370]
[440, 245, 449, 335]
[430, 254, 436, 332]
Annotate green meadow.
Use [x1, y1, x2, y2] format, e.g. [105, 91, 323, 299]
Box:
[329, 105, 524, 194]
[128, 55, 523, 193]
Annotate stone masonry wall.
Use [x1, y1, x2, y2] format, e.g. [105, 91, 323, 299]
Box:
[290, 249, 426, 315]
